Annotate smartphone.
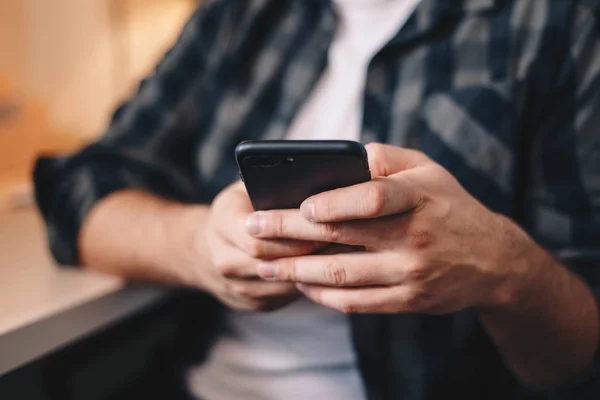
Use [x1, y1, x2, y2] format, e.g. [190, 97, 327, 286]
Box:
[235, 140, 371, 211]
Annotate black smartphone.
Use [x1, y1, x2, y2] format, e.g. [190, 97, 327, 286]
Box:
[235, 140, 371, 211]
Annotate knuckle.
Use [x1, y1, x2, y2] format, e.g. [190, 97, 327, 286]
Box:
[264, 212, 289, 238]
[275, 213, 286, 236]
[264, 212, 284, 237]
[230, 282, 254, 299]
[323, 198, 336, 220]
[232, 298, 264, 312]
[212, 255, 237, 277]
[365, 143, 386, 162]
[216, 284, 230, 301]
[324, 260, 347, 286]
[216, 262, 238, 278]
[247, 299, 269, 312]
[408, 228, 431, 249]
[403, 289, 425, 311]
[320, 223, 341, 242]
[220, 283, 239, 303]
[365, 143, 388, 175]
[363, 181, 387, 217]
[245, 238, 266, 258]
[406, 262, 427, 281]
[282, 260, 298, 281]
[410, 229, 431, 249]
[337, 301, 360, 314]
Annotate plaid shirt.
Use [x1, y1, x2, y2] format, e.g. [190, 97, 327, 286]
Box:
[35, 0, 600, 398]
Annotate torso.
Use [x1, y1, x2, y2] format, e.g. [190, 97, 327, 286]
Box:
[188, 1, 422, 399]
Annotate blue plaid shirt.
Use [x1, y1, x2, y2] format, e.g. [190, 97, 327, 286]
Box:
[35, 0, 600, 398]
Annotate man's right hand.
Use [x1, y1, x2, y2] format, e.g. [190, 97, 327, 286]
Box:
[80, 183, 319, 312]
[194, 181, 321, 312]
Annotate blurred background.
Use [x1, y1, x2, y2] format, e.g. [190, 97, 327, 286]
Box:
[0, 2, 203, 398]
[0, 0, 198, 211]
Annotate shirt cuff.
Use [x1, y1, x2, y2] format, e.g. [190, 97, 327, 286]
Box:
[34, 156, 134, 266]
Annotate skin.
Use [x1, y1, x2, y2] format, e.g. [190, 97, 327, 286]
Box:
[80, 184, 318, 312]
[80, 143, 599, 389]
[246, 143, 600, 389]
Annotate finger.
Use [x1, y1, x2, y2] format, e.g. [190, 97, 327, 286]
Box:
[234, 235, 323, 261]
[225, 279, 300, 300]
[219, 290, 300, 313]
[365, 143, 430, 178]
[257, 252, 401, 287]
[297, 284, 428, 314]
[213, 236, 324, 279]
[216, 187, 321, 259]
[211, 238, 261, 278]
[300, 175, 421, 223]
[247, 209, 371, 246]
[211, 258, 300, 311]
[213, 181, 254, 241]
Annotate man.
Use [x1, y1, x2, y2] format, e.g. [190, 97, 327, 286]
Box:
[34, 0, 600, 399]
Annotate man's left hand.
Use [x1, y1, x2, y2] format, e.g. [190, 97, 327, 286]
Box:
[246, 143, 536, 314]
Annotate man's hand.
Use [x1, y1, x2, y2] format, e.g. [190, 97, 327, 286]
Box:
[247, 143, 525, 314]
[199, 181, 321, 312]
[80, 183, 320, 313]
[245, 143, 600, 388]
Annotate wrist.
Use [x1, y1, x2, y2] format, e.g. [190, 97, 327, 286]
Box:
[483, 214, 551, 311]
[157, 202, 211, 288]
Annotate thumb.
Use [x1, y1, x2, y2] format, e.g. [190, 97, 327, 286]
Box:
[365, 143, 430, 178]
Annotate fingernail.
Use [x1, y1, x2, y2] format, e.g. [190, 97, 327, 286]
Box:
[257, 263, 278, 279]
[301, 200, 316, 221]
[246, 213, 265, 235]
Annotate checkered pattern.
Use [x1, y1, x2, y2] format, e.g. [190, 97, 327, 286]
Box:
[34, 0, 600, 398]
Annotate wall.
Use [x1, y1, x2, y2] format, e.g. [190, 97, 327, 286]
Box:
[0, 1, 26, 85]
[1, 0, 197, 138]
[21, 0, 114, 138]
[0, 0, 197, 209]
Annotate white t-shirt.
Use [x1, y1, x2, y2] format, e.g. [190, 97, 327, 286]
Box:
[187, 1, 421, 399]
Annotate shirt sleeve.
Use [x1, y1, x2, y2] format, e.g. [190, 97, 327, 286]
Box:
[526, 4, 600, 396]
[34, 1, 227, 267]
